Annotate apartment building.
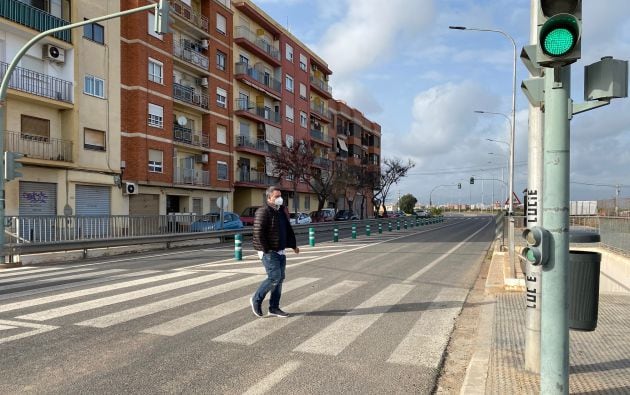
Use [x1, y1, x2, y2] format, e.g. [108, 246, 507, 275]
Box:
[1, 0, 125, 219]
[120, 0, 233, 215]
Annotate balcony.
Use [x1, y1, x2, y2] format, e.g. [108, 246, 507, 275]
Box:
[4, 130, 72, 162]
[234, 98, 281, 124]
[235, 135, 279, 155]
[173, 167, 210, 186]
[1, 61, 73, 103]
[234, 62, 281, 96]
[173, 40, 209, 70]
[310, 102, 331, 123]
[173, 124, 209, 148]
[173, 83, 208, 110]
[170, 0, 209, 32]
[234, 26, 281, 66]
[0, 0, 71, 42]
[309, 129, 332, 146]
[309, 75, 332, 98]
[236, 169, 278, 186]
[313, 156, 331, 168]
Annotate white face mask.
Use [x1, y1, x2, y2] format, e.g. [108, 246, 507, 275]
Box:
[274, 197, 283, 207]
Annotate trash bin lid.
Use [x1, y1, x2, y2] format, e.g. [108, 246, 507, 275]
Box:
[569, 228, 601, 243]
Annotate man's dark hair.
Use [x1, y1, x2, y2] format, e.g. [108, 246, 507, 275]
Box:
[265, 185, 281, 200]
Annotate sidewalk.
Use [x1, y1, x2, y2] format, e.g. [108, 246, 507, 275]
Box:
[461, 246, 630, 394]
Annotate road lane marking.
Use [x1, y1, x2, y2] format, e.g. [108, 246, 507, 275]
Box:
[242, 361, 302, 395]
[387, 287, 468, 367]
[76, 275, 264, 328]
[0, 267, 97, 284]
[1, 266, 68, 277]
[142, 277, 319, 336]
[0, 269, 125, 292]
[17, 272, 236, 321]
[293, 283, 415, 356]
[0, 271, 191, 313]
[213, 280, 365, 345]
[0, 319, 58, 345]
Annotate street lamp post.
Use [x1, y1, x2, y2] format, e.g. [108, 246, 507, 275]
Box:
[451, 24, 518, 272]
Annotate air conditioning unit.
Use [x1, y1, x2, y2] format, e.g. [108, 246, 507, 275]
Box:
[195, 153, 209, 164]
[200, 39, 209, 49]
[124, 182, 139, 195]
[43, 44, 65, 63]
[199, 77, 209, 87]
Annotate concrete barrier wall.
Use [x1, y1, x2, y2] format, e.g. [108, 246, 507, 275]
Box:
[574, 247, 630, 295]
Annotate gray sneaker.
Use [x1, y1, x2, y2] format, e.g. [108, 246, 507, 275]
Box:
[250, 297, 263, 317]
[268, 307, 290, 318]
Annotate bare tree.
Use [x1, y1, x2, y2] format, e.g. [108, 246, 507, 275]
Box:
[270, 139, 315, 216]
[373, 158, 415, 217]
[306, 159, 337, 211]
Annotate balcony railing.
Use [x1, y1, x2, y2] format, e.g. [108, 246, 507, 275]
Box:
[313, 157, 331, 167]
[173, 167, 210, 186]
[173, 83, 209, 109]
[310, 102, 330, 119]
[173, 124, 209, 147]
[235, 135, 279, 154]
[234, 98, 281, 123]
[0, 61, 73, 103]
[170, 0, 209, 32]
[237, 169, 278, 185]
[310, 129, 331, 144]
[309, 75, 332, 96]
[4, 130, 72, 162]
[173, 39, 209, 69]
[234, 26, 280, 62]
[0, 0, 71, 42]
[234, 62, 281, 94]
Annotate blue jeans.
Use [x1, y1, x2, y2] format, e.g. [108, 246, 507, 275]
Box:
[253, 252, 286, 309]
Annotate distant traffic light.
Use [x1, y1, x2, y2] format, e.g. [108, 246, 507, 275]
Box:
[469, 177, 474, 185]
[521, 226, 551, 266]
[4, 151, 24, 181]
[458, 183, 461, 189]
[537, 0, 582, 67]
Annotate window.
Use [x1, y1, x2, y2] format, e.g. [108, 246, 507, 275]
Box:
[299, 83, 307, 99]
[216, 50, 226, 71]
[285, 105, 294, 122]
[239, 120, 249, 136]
[84, 128, 106, 151]
[148, 103, 164, 128]
[285, 44, 293, 62]
[148, 149, 163, 173]
[285, 74, 294, 92]
[83, 20, 104, 44]
[285, 134, 294, 148]
[216, 13, 227, 34]
[84, 75, 105, 98]
[147, 13, 163, 39]
[217, 124, 227, 144]
[148, 58, 163, 84]
[299, 54, 307, 71]
[217, 161, 228, 180]
[21, 115, 50, 141]
[300, 111, 307, 128]
[216, 87, 227, 108]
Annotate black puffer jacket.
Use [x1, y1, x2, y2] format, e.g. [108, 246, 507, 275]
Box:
[252, 204, 296, 253]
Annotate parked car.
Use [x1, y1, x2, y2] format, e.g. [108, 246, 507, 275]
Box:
[191, 211, 243, 232]
[413, 210, 430, 218]
[334, 210, 359, 221]
[310, 208, 335, 223]
[239, 206, 259, 226]
[289, 212, 312, 225]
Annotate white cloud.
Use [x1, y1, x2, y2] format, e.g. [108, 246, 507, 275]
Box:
[333, 81, 383, 115]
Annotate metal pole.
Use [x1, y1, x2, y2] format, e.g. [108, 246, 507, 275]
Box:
[525, 0, 544, 374]
[541, 65, 571, 394]
[0, 2, 161, 263]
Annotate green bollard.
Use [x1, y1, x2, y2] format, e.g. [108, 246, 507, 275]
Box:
[378, 223, 382, 234]
[309, 227, 315, 247]
[388, 222, 392, 232]
[234, 233, 242, 261]
[410, 219, 414, 228]
[352, 225, 357, 239]
[404, 221, 408, 229]
[333, 226, 339, 242]
[366, 224, 371, 236]
[396, 221, 400, 231]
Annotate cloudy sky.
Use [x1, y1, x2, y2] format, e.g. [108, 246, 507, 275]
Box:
[256, 0, 630, 207]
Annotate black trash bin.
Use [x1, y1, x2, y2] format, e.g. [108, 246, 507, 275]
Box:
[568, 250, 602, 331]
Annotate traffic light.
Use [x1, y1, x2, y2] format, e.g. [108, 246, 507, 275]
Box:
[4, 151, 24, 181]
[536, 0, 582, 67]
[521, 226, 551, 266]
[469, 177, 474, 185]
[154, 0, 170, 35]
[458, 183, 461, 189]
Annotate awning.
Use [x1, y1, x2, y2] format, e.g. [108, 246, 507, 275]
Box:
[337, 137, 348, 152]
[265, 125, 282, 146]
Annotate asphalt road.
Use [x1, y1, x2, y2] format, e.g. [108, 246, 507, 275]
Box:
[0, 215, 495, 394]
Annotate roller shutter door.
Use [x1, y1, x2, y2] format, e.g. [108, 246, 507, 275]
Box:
[129, 194, 159, 215]
[76, 185, 111, 238]
[18, 182, 57, 242]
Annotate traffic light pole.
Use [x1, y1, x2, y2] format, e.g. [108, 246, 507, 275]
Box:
[541, 65, 571, 394]
[0, 2, 167, 263]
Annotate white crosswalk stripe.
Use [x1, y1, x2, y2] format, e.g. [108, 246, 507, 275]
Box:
[213, 280, 365, 346]
[142, 277, 319, 336]
[293, 283, 415, 356]
[0, 269, 125, 292]
[17, 272, 236, 321]
[0, 267, 96, 283]
[0, 271, 190, 313]
[76, 274, 265, 328]
[0, 266, 70, 277]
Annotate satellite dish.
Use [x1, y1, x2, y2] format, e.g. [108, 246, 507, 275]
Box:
[177, 116, 187, 126]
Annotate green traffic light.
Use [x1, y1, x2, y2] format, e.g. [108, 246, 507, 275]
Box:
[543, 28, 575, 56]
[526, 249, 536, 263]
